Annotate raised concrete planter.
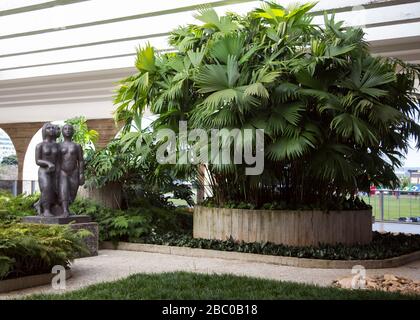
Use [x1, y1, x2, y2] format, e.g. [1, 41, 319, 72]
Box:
[194, 206, 372, 246]
[100, 241, 420, 269]
[0, 270, 72, 294]
[23, 215, 91, 225]
[69, 222, 99, 257]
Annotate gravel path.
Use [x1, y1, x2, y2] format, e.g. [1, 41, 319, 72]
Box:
[2, 249, 420, 299]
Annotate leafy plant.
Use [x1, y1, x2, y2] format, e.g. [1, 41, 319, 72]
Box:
[136, 231, 420, 260]
[0, 191, 38, 220]
[70, 197, 192, 242]
[0, 222, 88, 280]
[114, 2, 420, 209]
[0, 192, 192, 244]
[100, 211, 151, 242]
[83, 138, 195, 208]
[63, 116, 99, 157]
[203, 195, 371, 210]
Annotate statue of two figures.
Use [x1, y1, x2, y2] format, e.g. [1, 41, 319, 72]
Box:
[35, 122, 84, 217]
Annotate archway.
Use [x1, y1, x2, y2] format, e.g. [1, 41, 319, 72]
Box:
[0, 128, 18, 194]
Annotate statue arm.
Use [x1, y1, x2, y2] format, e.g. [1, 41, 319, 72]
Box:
[35, 144, 54, 169]
[78, 145, 85, 185]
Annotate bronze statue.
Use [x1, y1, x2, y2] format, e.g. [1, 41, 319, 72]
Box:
[35, 123, 60, 216]
[58, 124, 84, 217]
[35, 123, 84, 217]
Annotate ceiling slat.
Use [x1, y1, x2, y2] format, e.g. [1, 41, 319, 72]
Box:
[0, 0, 252, 38]
[0, 36, 169, 70]
[0, 2, 259, 56]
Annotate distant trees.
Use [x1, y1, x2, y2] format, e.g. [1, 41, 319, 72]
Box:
[1, 155, 17, 166]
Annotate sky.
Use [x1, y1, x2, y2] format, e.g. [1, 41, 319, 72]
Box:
[402, 140, 420, 168]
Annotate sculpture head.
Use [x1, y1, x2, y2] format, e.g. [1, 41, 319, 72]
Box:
[53, 124, 61, 140]
[62, 124, 74, 139]
[41, 122, 56, 140]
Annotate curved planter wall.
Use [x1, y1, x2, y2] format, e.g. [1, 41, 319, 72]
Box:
[0, 270, 72, 294]
[193, 206, 372, 246]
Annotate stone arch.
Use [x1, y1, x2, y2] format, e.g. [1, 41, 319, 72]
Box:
[21, 125, 44, 194]
[0, 128, 18, 193]
[0, 122, 44, 194]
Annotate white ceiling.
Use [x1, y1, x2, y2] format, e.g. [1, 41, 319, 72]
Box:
[0, 0, 419, 123]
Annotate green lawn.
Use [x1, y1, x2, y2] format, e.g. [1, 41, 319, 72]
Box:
[168, 198, 190, 207]
[363, 194, 420, 221]
[27, 272, 419, 300]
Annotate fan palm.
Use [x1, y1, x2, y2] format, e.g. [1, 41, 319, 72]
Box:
[114, 2, 420, 209]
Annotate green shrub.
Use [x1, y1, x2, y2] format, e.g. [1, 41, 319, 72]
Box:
[127, 197, 193, 234]
[0, 192, 192, 243]
[0, 191, 38, 217]
[136, 231, 420, 260]
[70, 198, 151, 242]
[0, 222, 89, 280]
[202, 196, 371, 211]
[70, 197, 192, 242]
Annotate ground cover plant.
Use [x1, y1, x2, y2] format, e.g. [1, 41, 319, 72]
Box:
[134, 231, 420, 260]
[0, 191, 39, 219]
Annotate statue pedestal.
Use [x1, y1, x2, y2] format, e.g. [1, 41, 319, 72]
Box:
[22, 215, 91, 225]
[22, 215, 98, 257]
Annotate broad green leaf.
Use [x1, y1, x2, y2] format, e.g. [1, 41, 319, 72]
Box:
[135, 44, 156, 73]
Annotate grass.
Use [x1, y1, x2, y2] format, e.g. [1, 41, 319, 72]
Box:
[168, 198, 190, 207]
[27, 272, 419, 300]
[363, 194, 420, 221]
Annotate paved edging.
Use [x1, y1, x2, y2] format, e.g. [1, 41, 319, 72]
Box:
[0, 269, 72, 294]
[100, 241, 420, 269]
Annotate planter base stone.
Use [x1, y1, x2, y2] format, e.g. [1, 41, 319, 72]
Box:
[23, 215, 98, 257]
